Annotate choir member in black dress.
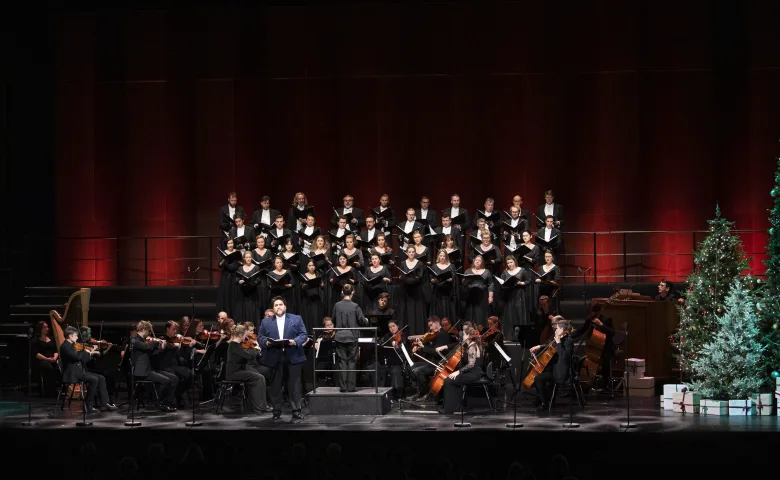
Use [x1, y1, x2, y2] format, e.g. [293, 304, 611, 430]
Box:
[250, 195, 280, 235]
[331, 194, 365, 229]
[228, 215, 256, 252]
[442, 193, 470, 233]
[534, 250, 561, 300]
[435, 213, 464, 253]
[252, 235, 274, 311]
[159, 320, 194, 408]
[370, 233, 394, 266]
[407, 316, 457, 401]
[370, 194, 395, 236]
[60, 326, 117, 412]
[411, 230, 433, 266]
[459, 255, 494, 328]
[396, 245, 427, 334]
[497, 255, 532, 341]
[297, 213, 321, 255]
[474, 197, 502, 242]
[367, 319, 407, 400]
[234, 251, 264, 326]
[217, 238, 241, 318]
[219, 191, 244, 246]
[267, 256, 297, 314]
[469, 228, 502, 275]
[342, 233, 364, 271]
[332, 284, 368, 392]
[517, 231, 543, 269]
[441, 234, 463, 272]
[536, 215, 563, 253]
[288, 191, 313, 233]
[439, 321, 484, 414]
[280, 239, 300, 274]
[32, 321, 59, 397]
[362, 252, 392, 312]
[469, 218, 498, 256]
[504, 195, 532, 226]
[535, 190, 565, 229]
[226, 324, 272, 414]
[130, 321, 176, 412]
[309, 235, 332, 273]
[268, 215, 293, 253]
[328, 253, 357, 316]
[299, 259, 325, 334]
[429, 249, 458, 320]
[529, 317, 574, 409]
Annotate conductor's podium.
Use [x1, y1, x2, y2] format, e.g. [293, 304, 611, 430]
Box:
[306, 387, 392, 416]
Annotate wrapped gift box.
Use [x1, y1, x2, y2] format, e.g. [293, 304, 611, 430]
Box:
[672, 391, 700, 414]
[728, 399, 756, 416]
[776, 390, 779, 416]
[627, 376, 655, 397]
[662, 384, 686, 410]
[659, 395, 664, 408]
[700, 399, 728, 416]
[750, 393, 774, 416]
[625, 358, 646, 378]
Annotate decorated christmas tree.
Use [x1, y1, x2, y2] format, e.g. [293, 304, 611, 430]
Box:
[760, 156, 780, 378]
[689, 280, 765, 399]
[672, 205, 749, 378]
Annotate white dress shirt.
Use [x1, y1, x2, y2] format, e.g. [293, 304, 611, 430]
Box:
[544, 227, 553, 242]
[275, 315, 286, 339]
[229, 205, 236, 218]
[544, 204, 554, 217]
[261, 209, 271, 226]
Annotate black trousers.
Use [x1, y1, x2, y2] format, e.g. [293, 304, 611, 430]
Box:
[76, 371, 110, 406]
[198, 363, 215, 400]
[367, 363, 404, 398]
[164, 365, 193, 403]
[410, 362, 435, 396]
[442, 367, 483, 414]
[533, 370, 555, 404]
[336, 341, 358, 392]
[139, 370, 177, 404]
[268, 361, 303, 414]
[37, 360, 59, 398]
[227, 369, 268, 413]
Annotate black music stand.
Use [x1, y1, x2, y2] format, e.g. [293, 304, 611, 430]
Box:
[21, 326, 34, 427]
[185, 266, 203, 427]
[502, 327, 526, 428]
[124, 339, 141, 427]
[619, 322, 637, 429]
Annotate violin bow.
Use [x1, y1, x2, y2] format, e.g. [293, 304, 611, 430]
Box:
[380, 325, 408, 346]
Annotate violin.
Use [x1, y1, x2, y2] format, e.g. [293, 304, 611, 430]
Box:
[170, 335, 200, 347]
[241, 334, 259, 349]
[197, 330, 221, 341]
[73, 342, 95, 352]
[479, 322, 500, 342]
[410, 330, 436, 345]
[391, 330, 403, 345]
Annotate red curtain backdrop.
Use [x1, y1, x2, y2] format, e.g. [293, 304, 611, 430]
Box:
[52, 2, 780, 286]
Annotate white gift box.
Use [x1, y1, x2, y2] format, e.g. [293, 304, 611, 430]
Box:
[728, 399, 756, 416]
[663, 384, 686, 410]
[627, 376, 655, 397]
[776, 390, 779, 415]
[672, 391, 700, 414]
[700, 399, 728, 416]
[750, 393, 774, 416]
[625, 358, 646, 377]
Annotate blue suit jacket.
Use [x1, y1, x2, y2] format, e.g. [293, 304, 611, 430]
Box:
[258, 313, 308, 366]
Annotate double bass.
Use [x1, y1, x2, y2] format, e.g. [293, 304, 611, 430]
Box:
[577, 291, 618, 391]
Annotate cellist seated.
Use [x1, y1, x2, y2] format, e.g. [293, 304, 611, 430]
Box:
[406, 316, 457, 402]
[528, 317, 574, 410]
[438, 322, 484, 414]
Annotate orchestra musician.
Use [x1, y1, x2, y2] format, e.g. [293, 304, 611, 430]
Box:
[438, 321, 483, 415]
[528, 316, 574, 410]
[482, 316, 505, 370]
[159, 320, 195, 408]
[60, 326, 117, 412]
[407, 316, 456, 402]
[226, 324, 272, 414]
[131, 320, 178, 412]
[332, 284, 368, 393]
[440, 317, 458, 343]
[77, 326, 119, 407]
[572, 303, 615, 389]
[250, 195, 280, 235]
[654, 279, 682, 302]
[313, 317, 337, 388]
[367, 319, 407, 401]
[32, 320, 59, 398]
[535, 190, 564, 229]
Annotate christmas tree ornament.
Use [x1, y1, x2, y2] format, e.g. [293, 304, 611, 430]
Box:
[771, 371, 779, 379]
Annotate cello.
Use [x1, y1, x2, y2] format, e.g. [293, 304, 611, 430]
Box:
[577, 290, 618, 391]
[522, 327, 571, 389]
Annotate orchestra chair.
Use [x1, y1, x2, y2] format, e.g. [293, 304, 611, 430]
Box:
[213, 380, 247, 414]
[52, 381, 86, 416]
[458, 361, 496, 414]
[548, 355, 587, 413]
[131, 379, 160, 410]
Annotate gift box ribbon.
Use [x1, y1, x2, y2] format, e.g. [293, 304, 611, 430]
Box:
[673, 391, 688, 414]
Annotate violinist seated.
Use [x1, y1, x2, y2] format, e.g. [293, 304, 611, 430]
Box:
[407, 316, 457, 402]
[439, 322, 484, 415]
[187, 319, 215, 401]
[159, 320, 195, 408]
[242, 322, 272, 380]
[367, 320, 407, 401]
[226, 325, 272, 414]
[528, 317, 574, 411]
[60, 326, 117, 412]
[314, 317, 337, 387]
[571, 303, 615, 388]
[482, 316, 505, 369]
[440, 317, 459, 343]
[76, 326, 119, 407]
[131, 320, 177, 412]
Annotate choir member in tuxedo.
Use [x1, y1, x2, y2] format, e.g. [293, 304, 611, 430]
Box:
[439, 321, 484, 414]
[329, 216, 350, 256]
[226, 324, 271, 414]
[396, 208, 424, 257]
[469, 228, 502, 275]
[331, 194, 365, 229]
[518, 230, 542, 269]
[362, 252, 392, 312]
[536, 296, 558, 345]
[370, 194, 395, 236]
[535, 190, 564, 229]
[442, 193, 469, 233]
[497, 255, 532, 342]
[234, 251, 264, 326]
[441, 234, 463, 272]
[60, 326, 117, 413]
[415, 196, 438, 250]
[268, 215, 293, 253]
[217, 239, 240, 318]
[536, 215, 563, 253]
[367, 319, 407, 401]
[474, 197, 502, 242]
[159, 320, 194, 408]
[429, 249, 458, 320]
[299, 259, 325, 333]
[288, 191, 313, 233]
[460, 255, 494, 328]
[267, 256, 297, 314]
[309, 235, 332, 274]
[258, 297, 308, 420]
[228, 215, 256, 252]
[297, 213, 321, 256]
[435, 213, 464, 253]
[32, 321, 59, 397]
[396, 245, 427, 334]
[328, 252, 357, 316]
[534, 250, 561, 300]
[359, 215, 379, 258]
[252, 235, 274, 311]
[370, 233, 395, 266]
[468, 218, 497, 256]
[504, 195, 531, 226]
[407, 316, 456, 401]
[250, 195, 280, 236]
[131, 321, 176, 412]
[219, 191, 245, 246]
[502, 205, 526, 257]
[366, 292, 395, 338]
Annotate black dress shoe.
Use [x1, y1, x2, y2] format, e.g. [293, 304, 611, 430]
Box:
[536, 403, 549, 411]
[159, 405, 175, 413]
[272, 413, 282, 420]
[292, 411, 303, 420]
[85, 406, 100, 414]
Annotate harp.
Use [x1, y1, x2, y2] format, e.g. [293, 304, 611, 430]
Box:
[49, 288, 91, 352]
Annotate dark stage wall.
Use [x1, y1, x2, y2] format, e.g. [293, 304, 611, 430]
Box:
[51, 1, 780, 286]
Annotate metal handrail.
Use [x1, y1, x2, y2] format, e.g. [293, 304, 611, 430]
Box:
[311, 327, 379, 394]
